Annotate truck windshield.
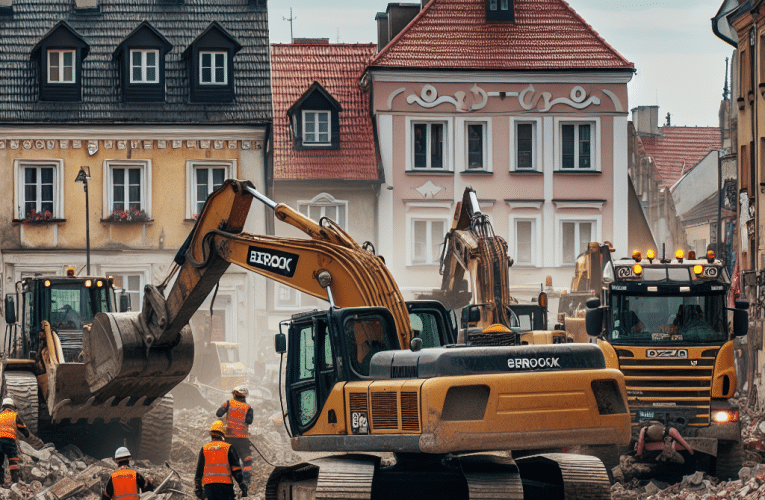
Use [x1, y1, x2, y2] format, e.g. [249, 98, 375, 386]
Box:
[609, 293, 727, 345]
[48, 284, 114, 330]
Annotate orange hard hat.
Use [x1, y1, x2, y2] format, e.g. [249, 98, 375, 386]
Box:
[483, 323, 511, 333]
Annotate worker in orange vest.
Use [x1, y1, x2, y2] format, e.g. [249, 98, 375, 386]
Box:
[101, 447, 154, 500]
[0, 398, 29, 485]
[194, 421, 247, 500]
[215, 385, 253, 485]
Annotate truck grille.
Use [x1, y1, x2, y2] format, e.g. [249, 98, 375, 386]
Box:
[346, 389, 419, 433]
[617, 349, 717, 426]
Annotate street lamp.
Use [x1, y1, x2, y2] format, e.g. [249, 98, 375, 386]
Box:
[75, 166, 91, 275]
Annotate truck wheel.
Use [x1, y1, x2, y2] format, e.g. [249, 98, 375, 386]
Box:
[715, 439, 743, 480]
[3, 371, 39, 436]
[136, 394, 173, 464]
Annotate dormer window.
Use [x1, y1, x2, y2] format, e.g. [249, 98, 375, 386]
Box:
[184, 22, 241, 102]
[31, 21, 89, 101]
[287, 81, 341, 150]
[486, 0, 514, 22]
[113, 21, 172, 102]
[303, 111, 330, 144]
[130, 50, 159, 83]
[200, 51, 227, 84]
[48, 50, 75, 83]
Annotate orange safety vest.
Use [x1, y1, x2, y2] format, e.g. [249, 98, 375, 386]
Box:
[225, 399, 250, 438]
[202, 441, 233, 485]
[110, 468, 139, 500]
[0, 411, 18, 440]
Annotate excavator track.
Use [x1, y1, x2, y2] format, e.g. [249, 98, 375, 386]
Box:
[460, 455, 524, 500]
[266, 452, 610, 500]
[3, 371, 39, 435]
[516, 453, 611, 500]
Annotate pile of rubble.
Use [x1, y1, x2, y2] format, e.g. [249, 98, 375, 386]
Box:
[611, 466, 765, 500]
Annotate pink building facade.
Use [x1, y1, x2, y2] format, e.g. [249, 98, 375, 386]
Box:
[366, 0, 635, 300]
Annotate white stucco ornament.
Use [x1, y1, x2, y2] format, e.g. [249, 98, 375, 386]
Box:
[398, 84, 605, 113]
[406, 84, 487, 112]
[416, 180, 443, 198]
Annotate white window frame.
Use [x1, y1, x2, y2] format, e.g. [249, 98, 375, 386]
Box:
[199, 51, 228, 85]
[129, 49, 160, 83]
[554, 117, 600, 172]
[406, 116, 453, 171]
[104, 271, 147, 312]
[509, 117, 542, 172]
[47, 50, 75, 83]
[301, 110, 331, 145]
[274, 283, 302, 310]
[103, 160, 152, 218]
[556, 214, 602, 267]
[14, 159, 65, 220]
[510, 214, 541, 267]
[406, 215, 449, 266]
[456, 117, 492, 172]
[297, 193, 348, 230]
[185, 160, 236, 219]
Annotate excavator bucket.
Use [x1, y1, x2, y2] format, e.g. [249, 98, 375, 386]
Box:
[82, 311, 194, 403]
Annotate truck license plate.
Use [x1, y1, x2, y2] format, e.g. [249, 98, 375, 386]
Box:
[637, 410, 655, 420]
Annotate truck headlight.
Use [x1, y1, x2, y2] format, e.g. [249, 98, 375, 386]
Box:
[712, 409, 739, 423]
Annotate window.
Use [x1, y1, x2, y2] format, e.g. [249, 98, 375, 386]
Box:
[105, 161, 151, 218]
[130, 49, 159, 83]
[515, 220, 534, 266]
[413, 122, 446, 170]
[15, 160, 64, 220]
[200, 51, 227, 85]
[561, 220, 593, 265]
[302, 111, 330, 144]
[466, 123, 486, 170]
[516, 123, 534, 169]
[275, 283, 301, 309]
[411, 219, 446, 265]
[298, 193, 347, 230]
[193, 166, 226, 215]
[486, 0, 513, 21]
[111, 274, 143, 312]
[22, 166, 55, 219]
[561, 123, 593, 169]
[48, 50, 75, 83]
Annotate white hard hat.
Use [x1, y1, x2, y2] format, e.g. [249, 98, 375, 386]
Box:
[114, 447, 131, 461]
[2, 398, 15, 408]
[233, 385, 248, 397]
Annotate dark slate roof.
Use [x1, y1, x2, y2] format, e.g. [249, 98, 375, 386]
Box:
[0, 0, 271, 124]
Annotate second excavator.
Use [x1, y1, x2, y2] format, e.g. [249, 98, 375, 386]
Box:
[83, 179, 631, 499]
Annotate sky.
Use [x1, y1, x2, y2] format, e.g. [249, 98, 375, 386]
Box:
[268, 0, 735, 128]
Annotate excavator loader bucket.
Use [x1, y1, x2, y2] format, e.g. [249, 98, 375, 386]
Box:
[82, 311, 194, 403]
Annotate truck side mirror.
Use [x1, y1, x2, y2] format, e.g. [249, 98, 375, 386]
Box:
[586, 297, 601, 309]
[4, 295, 15, 325]
[733, 308, 749, 337]
[119, 294, 131, 312]
[274, 333, 287, 354]
[585, 307, 604, 337]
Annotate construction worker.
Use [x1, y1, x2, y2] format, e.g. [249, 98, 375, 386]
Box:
[101, 447, 154, 500]
[194, 421, 248, 500]
[215, 385, 253, 485]
[0, 398, 29, 485]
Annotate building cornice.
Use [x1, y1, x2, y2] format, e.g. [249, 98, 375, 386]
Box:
[368, 69, 634, 85]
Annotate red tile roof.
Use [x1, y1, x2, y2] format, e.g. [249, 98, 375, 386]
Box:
[271, 43, 380, 181]
[640, 127, 721, 188]
[369, 0, 633, 70]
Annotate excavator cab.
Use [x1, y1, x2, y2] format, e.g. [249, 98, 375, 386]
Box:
[283, 307, 399, 436]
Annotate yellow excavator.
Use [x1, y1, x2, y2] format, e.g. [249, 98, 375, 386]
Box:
[83, 179, 631, 498]
[436, 188, 568, 346]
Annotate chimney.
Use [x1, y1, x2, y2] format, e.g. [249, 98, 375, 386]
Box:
[74, 0, 97, 8]
[386, 3, 421, 44]
[376, 12, 389, 51]
[631, 105, 660, 137]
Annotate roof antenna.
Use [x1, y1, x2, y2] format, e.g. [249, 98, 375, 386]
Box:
[283, 7, 296, 43]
